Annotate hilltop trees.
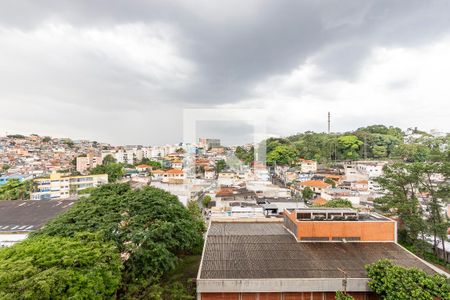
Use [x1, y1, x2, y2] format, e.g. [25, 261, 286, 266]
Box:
[235, 125, 447, 166]
[266, 144, 299, 165]
[337, 135, 364, 160]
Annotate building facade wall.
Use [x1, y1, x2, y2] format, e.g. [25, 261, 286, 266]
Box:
[200, 292, 379, 300]
[295, 221, 395, 242]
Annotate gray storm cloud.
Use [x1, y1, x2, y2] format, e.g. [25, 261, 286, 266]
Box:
[0, 0, 449, 144]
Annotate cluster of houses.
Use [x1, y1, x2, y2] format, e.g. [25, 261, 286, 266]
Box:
[0, 134, 106, 184]
[274, 160, 387, 208]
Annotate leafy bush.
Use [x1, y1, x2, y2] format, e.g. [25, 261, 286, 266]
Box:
[366, 259, 450, 300]
[0, 233, 122, 299]
[323, 198, 353, 208]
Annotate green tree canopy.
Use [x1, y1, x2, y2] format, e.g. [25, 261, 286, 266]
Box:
[34, 184, 205, 296]
[266, 145, 298, 166]
[0, 179, 32, 200]
[323, 198, 353, 208]
[102, 154, 117, 165]
[301, 187, 314, 201]
[202, 195, 212, 208]
[366, 259, 450, 300]
[215, 159, 227, 173]
[337, 135, 363, 159]
[0, 233, 122, 300]
[90, 163, 124, 183]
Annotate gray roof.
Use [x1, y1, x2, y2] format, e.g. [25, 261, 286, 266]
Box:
[0, 200, 76, 233]
[199, 222, 437, 279]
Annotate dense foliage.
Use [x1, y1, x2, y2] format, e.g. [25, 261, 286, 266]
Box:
[375, 161, 449, 256]
[0, 179, 32, 200]
[137, 158, 163, 169]
[90, 163, 124, 182]
[301, 187, 314, 201]
[215, 159, 227, 173]
[0, 233, 122, 299]
[33, 184, 205, 298]
[323, 198, 353, 208]
[235, 125, 449, 165]
[335, 291, 354, 300]
[366, 259, 450, 299]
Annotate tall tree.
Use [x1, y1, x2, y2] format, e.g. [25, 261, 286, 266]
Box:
[375, 163, 427, 249]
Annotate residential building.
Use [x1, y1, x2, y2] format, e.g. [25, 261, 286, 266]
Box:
[136, 164, 152, 172]
[299, 159, 317, 173]
[217, 171, 237, 186]
[299, 180, 331, 194]
[161, 169, 185, 183]
[31, 172, 108, 200]
[321, 187, 362, 205]
[76, 153, 101, 174]
[171, 160, 183, 170]
[199, 138, 221, 150]
[355, 161, 386, 178]
[204, 167, 215, 180]
[0, 174, 31, 185]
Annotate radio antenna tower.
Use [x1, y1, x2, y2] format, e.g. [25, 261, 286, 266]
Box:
[327, 112, 331, 134]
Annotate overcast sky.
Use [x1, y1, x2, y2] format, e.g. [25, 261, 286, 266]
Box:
[0, 1, 449, 145]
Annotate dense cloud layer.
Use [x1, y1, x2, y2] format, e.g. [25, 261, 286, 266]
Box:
[0, 1, 449, 145]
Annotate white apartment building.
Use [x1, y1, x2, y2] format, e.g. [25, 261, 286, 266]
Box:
[355, 161, 386, 178]
[299, 159, 317, 173]
[31, 172, 108, 200]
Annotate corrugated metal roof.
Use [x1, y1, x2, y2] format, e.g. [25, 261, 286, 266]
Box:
[0, 200, 76, 232]
[199, 222, 437, 279]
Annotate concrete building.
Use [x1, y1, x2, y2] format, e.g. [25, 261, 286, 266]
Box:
[217, 171, 237, 186]
[161, 169, 185, 183]
[199, 138, 221, 150]
[76, 153, 101, 174]
[355, 161, 386, 178]
[204, 167, 215, 180]
[299, 180, 331, 194]
[197, 209, 447, 299]
[0, 174, 31, 185]
[299, 159, 317, 173]
[31, 172, 108, 200]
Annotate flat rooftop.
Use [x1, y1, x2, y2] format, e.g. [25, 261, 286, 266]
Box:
[0, 200, 76, 233]
[292, 208, 391, 221]
[199, 222, 437, 279]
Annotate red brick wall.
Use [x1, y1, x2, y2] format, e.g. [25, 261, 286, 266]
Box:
[200, 292, 379, 300]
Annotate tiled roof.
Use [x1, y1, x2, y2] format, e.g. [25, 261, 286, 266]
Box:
[300, 180, 330, 188]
